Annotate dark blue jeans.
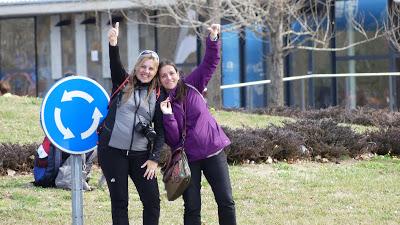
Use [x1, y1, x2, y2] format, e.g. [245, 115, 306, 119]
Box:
[182, 151, 236, 225]
[98, 146, 160, 225]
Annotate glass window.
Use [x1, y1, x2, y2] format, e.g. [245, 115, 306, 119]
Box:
[313, 51, 333, 108]
[139, 24, 155, 53]
[85, 13, 126, 93]
[0, 18, 36, 96]
[337, 59, 390, 108]
[60, 14, 76, 76]
[336, 31, 389, 57]
[117, 20, 128, 70]
[36, 16, 52, 97]
[86, 13, 102, 83]
[155, 9, 197, 75]
[289, 49, 308, 108]
[137, 10, 156, 64]
[395, 58, 400, 108]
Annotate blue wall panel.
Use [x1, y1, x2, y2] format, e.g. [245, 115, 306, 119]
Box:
[245, 28, 266, 108]
[222, 27, 241, 108]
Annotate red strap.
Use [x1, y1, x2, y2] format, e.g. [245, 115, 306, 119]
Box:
[42, 137, 51, 154]
[111, 76, 129, 99]
[108, 76, 129, 108]
[156, 86, 161, 100]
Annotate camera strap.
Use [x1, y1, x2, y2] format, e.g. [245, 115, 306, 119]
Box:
[135, 89, 154, 123]
[127, 89, 142, 153]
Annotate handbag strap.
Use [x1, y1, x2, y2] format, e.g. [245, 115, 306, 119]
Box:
[162, 88, 187, 172]
[161, 100, 187, 172]
[180, 83, 206, 145]
[181, 100, 187, 146]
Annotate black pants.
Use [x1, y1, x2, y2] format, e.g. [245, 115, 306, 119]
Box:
[98, 146, 160, 225]
[182, 151, 236, 225]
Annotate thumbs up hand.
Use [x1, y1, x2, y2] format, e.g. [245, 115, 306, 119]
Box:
[207, 24, 220, 41]
[108, 22, 119, 46]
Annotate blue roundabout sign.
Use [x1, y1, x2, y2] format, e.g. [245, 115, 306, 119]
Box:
[40, 76, 110, 154]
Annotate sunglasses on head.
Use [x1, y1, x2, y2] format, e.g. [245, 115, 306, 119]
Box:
[137, 50, 159, 62]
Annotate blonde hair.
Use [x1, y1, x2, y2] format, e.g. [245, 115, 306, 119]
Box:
[122, 55, 159, 103]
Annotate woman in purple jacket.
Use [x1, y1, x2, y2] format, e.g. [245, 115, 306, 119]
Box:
[159, 24, 236, 225]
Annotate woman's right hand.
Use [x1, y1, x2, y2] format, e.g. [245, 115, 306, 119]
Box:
[160, 98, 173, 115]
[207, 24, 221, 40]
[108, 22, 119, 46]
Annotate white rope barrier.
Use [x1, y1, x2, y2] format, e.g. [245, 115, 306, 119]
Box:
[220, 72, 400, 90]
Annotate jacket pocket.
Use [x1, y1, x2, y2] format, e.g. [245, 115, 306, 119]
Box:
[193, 120, 222, 156]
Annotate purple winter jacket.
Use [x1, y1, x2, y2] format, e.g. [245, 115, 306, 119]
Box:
[162, 37, 231, 162]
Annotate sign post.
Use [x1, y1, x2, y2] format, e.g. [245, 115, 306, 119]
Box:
[71, 154, 83, 225]
[40, 76, 109, 225]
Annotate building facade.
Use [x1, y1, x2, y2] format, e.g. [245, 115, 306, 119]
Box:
[0, 0, 398, 110]
[0, 0, 199, 97]
[221, 0, 399, 110]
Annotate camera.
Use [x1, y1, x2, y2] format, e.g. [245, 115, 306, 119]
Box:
[135, 121, 157, 141]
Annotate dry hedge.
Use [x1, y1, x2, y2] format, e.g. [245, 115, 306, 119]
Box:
[2, 107, 400, 174]
[226, 106, 400, 127]
[367, 127, 400, 155]
[0, 143, 37, 175]
[223, 118, 372, 164]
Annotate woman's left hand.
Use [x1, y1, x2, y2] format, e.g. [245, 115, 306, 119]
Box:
[141, 160, 158, 180]
[160, 98, 173, 114]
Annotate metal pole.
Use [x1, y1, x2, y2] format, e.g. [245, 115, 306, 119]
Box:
[301, 79, 306, 111]
[388, 0, 398, 111]
[307, 41, 315, 108]
[346, 1, 357, 109]
[330, 0, 338, 106]
[240, 28, 247, 108]
[71, 154, 84, 225]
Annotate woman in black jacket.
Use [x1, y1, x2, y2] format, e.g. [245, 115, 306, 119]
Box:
[97, 22, 164, 225]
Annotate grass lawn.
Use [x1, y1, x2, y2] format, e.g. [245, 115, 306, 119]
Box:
[1, 156, 400, 225]
[1, 96, 399, 224]
[0, 96, 290, 144]
[0, 96, 43, 144]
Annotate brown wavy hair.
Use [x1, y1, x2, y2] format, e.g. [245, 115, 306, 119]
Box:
[158, 60, 187, 103]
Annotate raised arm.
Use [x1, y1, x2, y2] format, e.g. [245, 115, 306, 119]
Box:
[108, 22, 128, 89]
[184, 24, 221, 93]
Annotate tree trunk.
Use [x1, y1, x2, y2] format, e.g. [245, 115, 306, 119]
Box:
[205, 0, 222, 109]
[268, 28, 285, 107]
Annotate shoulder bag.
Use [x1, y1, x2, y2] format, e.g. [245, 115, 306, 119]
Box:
[161, 102, 191, 201]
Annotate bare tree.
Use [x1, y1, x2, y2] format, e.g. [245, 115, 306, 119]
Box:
[122, 0, 385, 107]
[385, 0, 400, 51]
[204, 0, 222, 109]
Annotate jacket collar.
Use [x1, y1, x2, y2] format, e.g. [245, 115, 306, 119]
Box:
[166, 85, 178, 102]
